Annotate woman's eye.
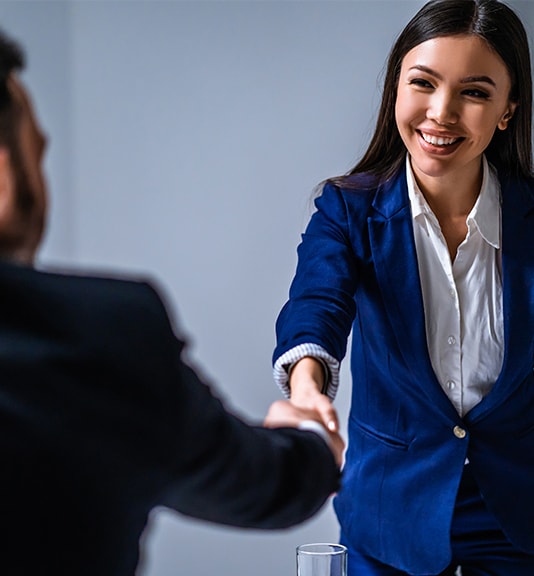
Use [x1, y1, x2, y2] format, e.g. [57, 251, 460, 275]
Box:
[409, 78, 433, 88]
[462, 88, 490, 99]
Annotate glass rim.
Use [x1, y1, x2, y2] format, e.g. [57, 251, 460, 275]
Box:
[296, 543, 347, 556]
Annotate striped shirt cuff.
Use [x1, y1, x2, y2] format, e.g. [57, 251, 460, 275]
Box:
[273, 343, 340, 401]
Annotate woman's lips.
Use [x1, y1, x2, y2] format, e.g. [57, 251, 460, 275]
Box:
[417, 130, 464, 154]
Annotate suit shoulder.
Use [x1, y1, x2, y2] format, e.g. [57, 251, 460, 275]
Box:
[18, 264, 179, 335]
[312, 173, 381, 227]
[39, 265, 158, 302]
[319, 172, 381, 208]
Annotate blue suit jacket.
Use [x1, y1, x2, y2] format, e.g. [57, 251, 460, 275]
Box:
[274, 166, 534, 575]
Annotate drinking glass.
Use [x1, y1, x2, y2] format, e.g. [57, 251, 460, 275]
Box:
[296, 543, 347, 576]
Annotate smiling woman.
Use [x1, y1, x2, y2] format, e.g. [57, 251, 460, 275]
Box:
[272, 0, 534, 575]
[395, 34, 518, 260]
[396, 36, 515, 187]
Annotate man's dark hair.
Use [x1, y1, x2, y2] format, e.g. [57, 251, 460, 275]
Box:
[0, 29, 24, 155]
[0, 29, 24, 111]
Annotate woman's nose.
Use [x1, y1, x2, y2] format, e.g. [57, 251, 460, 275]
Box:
[427, 91, 459, 125]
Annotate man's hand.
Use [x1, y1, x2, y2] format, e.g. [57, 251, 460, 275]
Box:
[264, 400, 345, 467]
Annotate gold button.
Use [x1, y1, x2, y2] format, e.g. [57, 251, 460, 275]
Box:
[453, 426, 467, 439]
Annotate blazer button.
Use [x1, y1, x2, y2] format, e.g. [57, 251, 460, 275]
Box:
[453, 426, 467, 439]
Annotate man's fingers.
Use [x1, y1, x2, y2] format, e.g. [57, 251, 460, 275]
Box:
[328, 432, 345, 467]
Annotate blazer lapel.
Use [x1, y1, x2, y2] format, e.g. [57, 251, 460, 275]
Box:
[469, 174, 534, 422]
[367, 170, 459, 419]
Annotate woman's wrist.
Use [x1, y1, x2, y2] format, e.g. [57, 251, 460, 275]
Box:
[289, 357, 325, 399]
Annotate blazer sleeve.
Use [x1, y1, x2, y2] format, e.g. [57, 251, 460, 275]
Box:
[273, 182, 359, 365]
[138, 284, 340, 530]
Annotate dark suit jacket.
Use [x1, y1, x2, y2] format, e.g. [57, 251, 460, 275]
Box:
[274, 166, 534, 575]
[0, 261, 339, 576]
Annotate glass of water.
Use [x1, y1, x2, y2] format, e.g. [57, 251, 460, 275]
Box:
[296, 543, 347, 576]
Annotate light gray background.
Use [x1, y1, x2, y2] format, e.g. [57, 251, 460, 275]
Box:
[0, 1, 532, 575]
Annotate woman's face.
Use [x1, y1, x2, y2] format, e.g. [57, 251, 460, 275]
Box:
[395, 34, 516, 188]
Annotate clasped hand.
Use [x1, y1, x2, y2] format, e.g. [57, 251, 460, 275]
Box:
[264, 398, 345, 467]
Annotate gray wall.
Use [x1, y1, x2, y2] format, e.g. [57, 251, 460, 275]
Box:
[0, 1, 532, 575]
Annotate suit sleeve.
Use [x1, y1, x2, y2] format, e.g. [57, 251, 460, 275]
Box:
[137, 283, 340, 529]
[273, 183, 359, 365]
[160, 351, 340, 529]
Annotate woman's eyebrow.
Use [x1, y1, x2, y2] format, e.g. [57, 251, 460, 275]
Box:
[460, 75, 496, 86]
[408, 64, 496, 87]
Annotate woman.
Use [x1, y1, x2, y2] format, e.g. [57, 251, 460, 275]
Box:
[273, 1, 534, 574]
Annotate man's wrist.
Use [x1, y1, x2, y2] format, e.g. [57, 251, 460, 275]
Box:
[298, 419, 330, 446]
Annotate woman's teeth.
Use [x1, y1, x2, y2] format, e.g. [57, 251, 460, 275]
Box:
[421, 132, 459, 146]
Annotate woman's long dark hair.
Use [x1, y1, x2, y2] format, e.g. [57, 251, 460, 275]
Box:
[337, 0, 532, 184]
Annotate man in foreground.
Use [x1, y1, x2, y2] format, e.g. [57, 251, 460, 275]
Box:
[0, 30, 343, 576]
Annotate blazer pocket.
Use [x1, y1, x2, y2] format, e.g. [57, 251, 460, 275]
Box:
[352, 418, 410, 451]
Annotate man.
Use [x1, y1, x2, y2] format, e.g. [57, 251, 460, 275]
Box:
[0, 31, 343, 576]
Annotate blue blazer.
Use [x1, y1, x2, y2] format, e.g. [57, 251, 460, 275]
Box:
[274, 165, 534, 575]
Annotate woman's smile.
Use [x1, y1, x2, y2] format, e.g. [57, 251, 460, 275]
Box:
[417, 129, 465, 155]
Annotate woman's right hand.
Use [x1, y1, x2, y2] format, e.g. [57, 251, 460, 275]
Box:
[289, 356, 340, 433]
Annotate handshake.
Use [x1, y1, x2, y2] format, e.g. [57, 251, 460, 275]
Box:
[264, 399, 345, 467]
